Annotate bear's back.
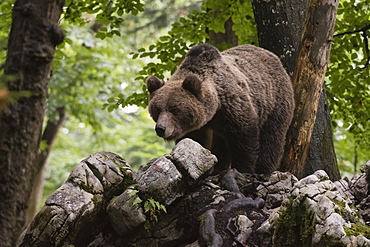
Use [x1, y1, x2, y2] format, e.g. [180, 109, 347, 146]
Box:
[221, 44, 288, 81]
[217, 44, 292, 125]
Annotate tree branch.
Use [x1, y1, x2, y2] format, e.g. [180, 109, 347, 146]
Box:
[333, 24, 370, 37]
[334, 24, 370, 68]
[363, 29, 369, 68]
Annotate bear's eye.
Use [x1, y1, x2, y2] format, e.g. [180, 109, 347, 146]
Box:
[150, 105, 161, 121]
[169, 105, 195, 124]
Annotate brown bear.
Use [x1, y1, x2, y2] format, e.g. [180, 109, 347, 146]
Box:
[146, 44, 294, 175]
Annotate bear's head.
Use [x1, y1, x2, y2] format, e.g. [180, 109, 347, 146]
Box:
[146, 75, 219, 141]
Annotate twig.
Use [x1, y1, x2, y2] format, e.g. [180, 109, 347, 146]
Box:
[333, 24, 370, 37]
[334, 24, 370, 68]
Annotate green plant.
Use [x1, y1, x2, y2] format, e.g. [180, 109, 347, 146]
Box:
[143, 198, 167, 230]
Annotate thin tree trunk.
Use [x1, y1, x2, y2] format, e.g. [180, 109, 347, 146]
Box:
[24, 107, 66, 229]
[0, 1, 65, 246]
[281, 0, 339, 178]
[207, 18, 238, 48]
[253, 0, 340, 180]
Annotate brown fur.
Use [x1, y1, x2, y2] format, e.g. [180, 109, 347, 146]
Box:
[147, 44, 294, 175]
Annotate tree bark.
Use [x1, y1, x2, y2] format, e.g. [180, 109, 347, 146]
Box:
[281, 0, 339, 178]
[253, 0, 340, 180]
[24, 107, 66, 229]
[252, 0, 306, 77]
[0, 1, 65, 246]
[305, 87, 340, 180]
[207, 18, 238, 48]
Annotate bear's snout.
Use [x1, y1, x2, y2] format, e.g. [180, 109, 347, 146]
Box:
[155, 112, 177, 140]
[155, 124, 166, 137]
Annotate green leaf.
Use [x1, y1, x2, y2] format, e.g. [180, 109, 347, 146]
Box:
[107, 105, 115, 112]
[107, 97, 115, 103]
[39, 140, 49, 151]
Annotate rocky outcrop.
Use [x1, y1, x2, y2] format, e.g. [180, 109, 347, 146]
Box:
[18, 139, 370, 247]
[265, 170, 370, 246]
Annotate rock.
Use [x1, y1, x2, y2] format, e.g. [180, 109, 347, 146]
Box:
[270, 170, 370, 247]
[135, 139, 217, 206]
[185, 240, 200, 247]
[315, 195, 335, 220]
[334, 178, 354, 202]
[223, 197, 264, 212]
[19, 147, 370, 247]
[257, 171, 298, 209]
[18, 152, 134, 247]
[349, 173, 369, 204]
[227, 215, 254, 244]
[171, 138, 217, 182]
[107, 188, 146, 234]
[136, 155, 184, 206]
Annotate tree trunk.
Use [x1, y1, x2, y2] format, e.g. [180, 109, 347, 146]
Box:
[305, 87, 340, 180]
[252, 0, 306, 77]
[0, 1, 65, 246]
[253, 0, 340, 180]
[207, 18, 238, 48]
[24, 107, 66, 229]
[280, 0, 339, 178]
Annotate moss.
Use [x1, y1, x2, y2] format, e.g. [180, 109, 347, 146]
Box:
[110, 195, 118, 204]
[331, 198, 359, 223]
[102, 153, 130, 173]
[332, 198, 346, 210]
[199, 214, 206, 228]
[235, 210, 245, 215]
[79, 181, 95, 192]
[91, 195, 99, 205]
[344, 221, 370, 239]
[319, 176, 329, 182]
[330, 197, 370, 241]
[273, 198, 316, 247]
[316, 234, 346, 247]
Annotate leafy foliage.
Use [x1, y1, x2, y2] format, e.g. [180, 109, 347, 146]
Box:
[129, 189, 143, 205]
[127, 190, 167, 230]
[327, 0, 370, 172]
[334, 125, 368, 176]
[0, 0, 12, 54]
[64, 0, 144, 39]
[44, 109, 172, 198]
[134, 0, 257, 79]
[143, 198, 167, 229]
[106, 0, 257, 110]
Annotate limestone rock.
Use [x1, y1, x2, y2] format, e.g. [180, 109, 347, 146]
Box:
[136, 155, 184, 206]
[18, 152, 133, 247]
[257, 171, 298, 209]
[227, 215, 254, 244]
[107, 188, 146, 234]
[171, 138, 217, 181]
[269, 170, 370, 247]
[18, 147, 370, 247]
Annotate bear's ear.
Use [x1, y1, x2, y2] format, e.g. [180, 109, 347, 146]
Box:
[182, 75, 202, 98]
[146, 76, 164, 93]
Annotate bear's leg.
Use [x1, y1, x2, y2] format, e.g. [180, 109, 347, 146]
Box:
[220, 112, 260, 174]
[229, 138, 259, 174]
[255, 109, 290, 175]
[211, 134, 231, 173]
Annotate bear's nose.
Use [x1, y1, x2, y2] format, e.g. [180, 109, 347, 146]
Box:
[155, 124, 166, 137]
